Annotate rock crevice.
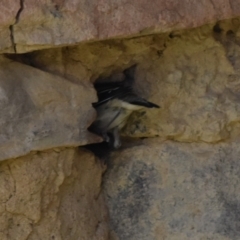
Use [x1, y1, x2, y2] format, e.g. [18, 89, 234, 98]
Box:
[9, 0, 24, 53]
[1, 2, 240, 240]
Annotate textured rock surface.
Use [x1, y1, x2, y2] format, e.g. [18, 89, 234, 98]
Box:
[1, 0, 240, 53]
[0, 148, 108, 240]
[123, 19, 240, 143]
[24, 18, 240, 143]
[1, 4, 240, 240]
[104, 138, 240, 240]
[0, 0, 19, 53]
[0, 56, 99, 161]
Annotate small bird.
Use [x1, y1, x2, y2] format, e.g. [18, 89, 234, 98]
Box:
[89, 65, 160, 149]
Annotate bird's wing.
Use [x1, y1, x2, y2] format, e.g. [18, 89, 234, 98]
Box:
[120, 92, 160, 108]
[93, 82, 133, 107]
[93, 81, 160, 109]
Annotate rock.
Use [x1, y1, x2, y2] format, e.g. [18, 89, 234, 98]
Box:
[0, 0, 239, 53]
[123, 20, 240, 143]
[0, 57, 99, 161]
[104, 138, 240, 240]
[27, 34, 167, 80]
[0, 0, 19, 53]
[0, 148, 109, 240]
[24, 19, 240, 143]
[1, 3, 240, 239]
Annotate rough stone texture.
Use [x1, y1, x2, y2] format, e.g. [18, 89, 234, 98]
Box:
[1, 0, 240, 53]
[1, 5, 240, 240]
[0, 147, 109, 240]
[22, 35, 166, 84]
[123, 19, 240, 143]
[0, 56, 99, 161]
[0, 0, 19, 53]
[104, 138, 240, 240]
[23, 18, 240, 143]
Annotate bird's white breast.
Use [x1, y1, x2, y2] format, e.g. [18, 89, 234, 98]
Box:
[95, 99, 143, 131]
[108, 99, 144, 110]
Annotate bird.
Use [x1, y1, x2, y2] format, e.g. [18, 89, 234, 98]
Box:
[88, 64, 160, 149]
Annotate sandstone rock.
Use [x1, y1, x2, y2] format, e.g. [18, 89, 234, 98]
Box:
[25, 35, 166, 83]
[123, 19, 240, 143]
[0, 57, 99, 161]
[0, 0, 239, 53]
[1, 7, 240, 240]
[0, 0, 20, 53]
[0, 148, 109, 240]
[104, 138, 240, 240]
[24, 19, 240, 143]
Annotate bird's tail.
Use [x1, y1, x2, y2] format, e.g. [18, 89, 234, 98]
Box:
[145, 101, 160, 108]
[129, 98, 160, 108]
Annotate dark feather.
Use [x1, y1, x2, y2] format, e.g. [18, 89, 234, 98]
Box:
[93, 81, 160, 108]
[88, 65, 160, 151]
[127, 97, 160, 108]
